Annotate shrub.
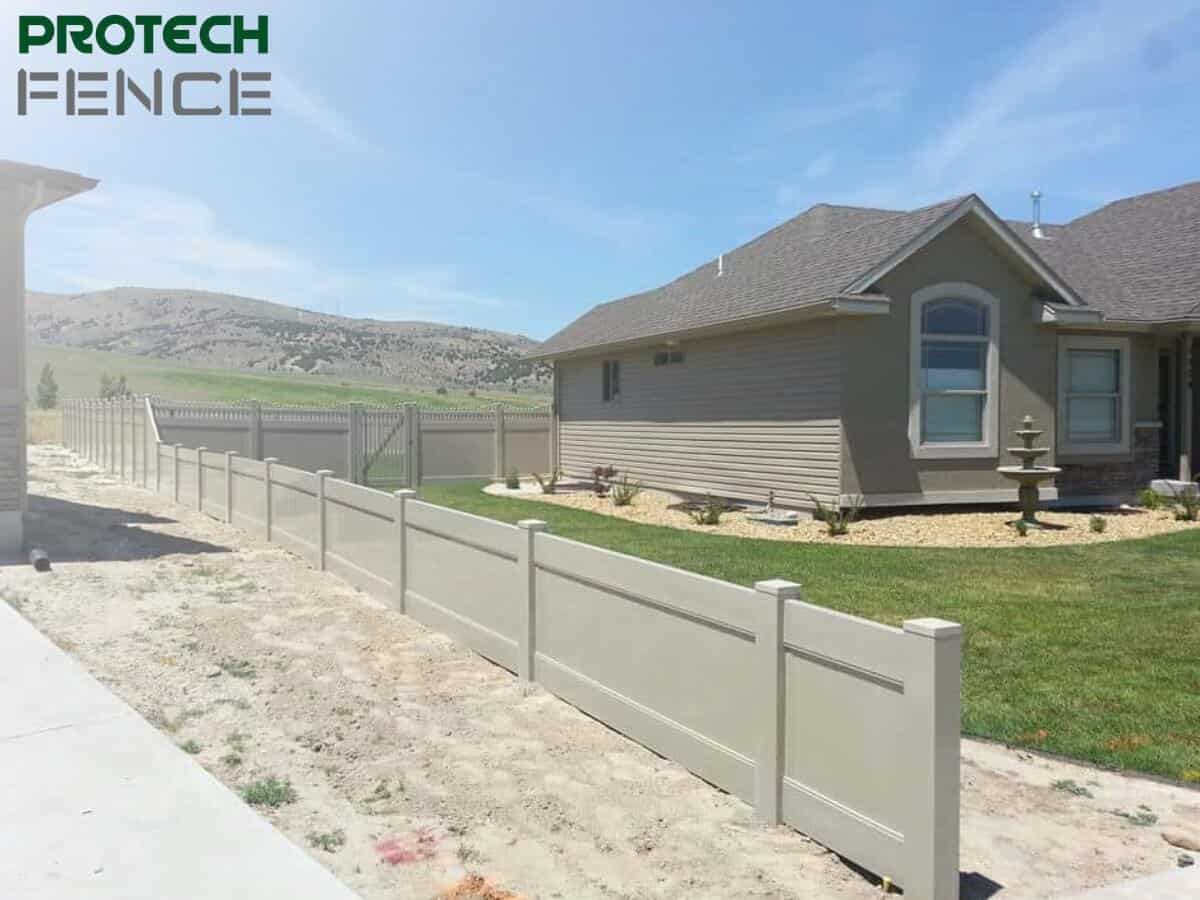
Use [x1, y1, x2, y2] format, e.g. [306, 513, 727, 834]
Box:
[532, 471, 559, 494]
[687, 494, 726, 526]
[591, 465, 617, 496]
[504, 469, 520, 490]
[1014, 519, 1029, 538]
[35, 363, 58, 410]
[610, 476, 641, 507]
[1089, 515, 1107, 534]
[810, 494, 863, 537]
[1172, 487, 1199, 521]
[1138, 487, 1162, 510]
[241, 777, 297, 808]
[98, 373, 130, 399]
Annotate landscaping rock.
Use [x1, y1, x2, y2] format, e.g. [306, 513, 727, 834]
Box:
[1162, 829, 1200, 852]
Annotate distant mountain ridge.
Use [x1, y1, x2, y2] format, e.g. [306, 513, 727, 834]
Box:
[26, 287, 548, 391]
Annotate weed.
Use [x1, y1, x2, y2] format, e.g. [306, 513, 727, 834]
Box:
[1110, 808, 1158, 826]
[1014, 519, 1029, 538]
[179, 739, 202, 755]
[456, 843, 481, 864]
[307, 829, 347, 853]
[219, 658, 256, 680]
[366, 779, 395, 803]
[504, 468, 520, 490]
[241, 777, 297, 808]
[610, 476, 641, 507]
[221, 752, 243, 767]
[532, 471, 559, 494]
[1138, 487, 1162, 510]
[1052, 779, 1093, 798]
[226, 731, 248, 753]
[686, 494, 726, 526]
[1089, 515, 1107, 534]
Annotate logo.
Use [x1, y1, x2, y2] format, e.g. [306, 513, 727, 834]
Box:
[16, 14, 272, 117]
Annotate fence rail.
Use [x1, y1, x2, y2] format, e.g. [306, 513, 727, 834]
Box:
[61, 396, 962, 900]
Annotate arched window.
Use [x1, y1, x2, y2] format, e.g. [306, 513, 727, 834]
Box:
[909, 284, 999, 458]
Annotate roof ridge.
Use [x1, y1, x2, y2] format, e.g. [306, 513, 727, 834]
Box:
[808, 193, 971, 249]
[1071, 180, 1200, 224]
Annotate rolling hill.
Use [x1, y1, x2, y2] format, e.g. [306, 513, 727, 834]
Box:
[26, 287, 548, 392]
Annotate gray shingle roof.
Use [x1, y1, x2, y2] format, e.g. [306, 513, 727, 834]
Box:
[536, 181, 1200, 358]
[1011, 181, 1200, 322]
[536, 196, 970, 357]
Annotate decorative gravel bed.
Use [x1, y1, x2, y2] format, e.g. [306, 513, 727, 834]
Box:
[483, 481, 1198, 548]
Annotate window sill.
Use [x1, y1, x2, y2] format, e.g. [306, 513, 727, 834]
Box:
[910, 443, 998, 460]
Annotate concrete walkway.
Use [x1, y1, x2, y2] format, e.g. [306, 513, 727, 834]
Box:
[1061, 864, 1200, 899]
[0, 600, 361, 900]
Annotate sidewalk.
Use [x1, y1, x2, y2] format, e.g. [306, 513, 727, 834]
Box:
[1060, 864, 1200, 899]
[0, 599, 361, 900]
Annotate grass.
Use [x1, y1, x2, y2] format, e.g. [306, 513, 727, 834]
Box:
[26, 344, 548, 411]
[420, 481, 1200, 783]
[241, 776, 297, 808]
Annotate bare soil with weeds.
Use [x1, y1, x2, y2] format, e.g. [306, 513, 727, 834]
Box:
[485, 481, 1199, 548]
[5, 445, 1197, 899]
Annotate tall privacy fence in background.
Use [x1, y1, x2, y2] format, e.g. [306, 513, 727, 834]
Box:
[82, 398, 554, 490]
[61, 396, 963, 900]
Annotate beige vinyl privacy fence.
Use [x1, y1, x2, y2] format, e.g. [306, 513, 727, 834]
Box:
[61, 396, 963, 900]
[147, 398, 552, 489]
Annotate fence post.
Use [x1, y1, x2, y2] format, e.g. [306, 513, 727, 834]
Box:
[87, 401, 94, 461]
[155, 442, 163, 495]
[224, 451, 237, 524]
[494, 406, 506, 481]
[195, 447, 207, 512]
[347, 402, 364, 484]
[127, 397, 136, 483]
[404, 403, 419, 489]
[263, 457, 279, 542]
[517, 519, 548, 680]
[110, 400, 118, 473]
[249, 401, 263, 460]
[752, 578, 799, 826]
[142, 401, 151, 489]
[902, 618, 962, 900]
[392, 489, 417, 613]
[315, 469, 334, 571]
[173, 444, 182, 503]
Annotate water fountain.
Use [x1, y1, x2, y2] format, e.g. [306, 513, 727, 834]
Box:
[997, 415, 1062, 529]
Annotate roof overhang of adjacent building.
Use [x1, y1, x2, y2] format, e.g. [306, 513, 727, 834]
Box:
[527, 293, 890, 362]
[0, 160, 99, 214]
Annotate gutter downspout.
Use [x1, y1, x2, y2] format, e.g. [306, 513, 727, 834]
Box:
[1182, 332, 1195, 483]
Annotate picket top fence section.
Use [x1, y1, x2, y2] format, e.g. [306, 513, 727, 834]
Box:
[61, 397, 962, 900]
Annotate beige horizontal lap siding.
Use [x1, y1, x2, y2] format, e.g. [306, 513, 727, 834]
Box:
[559, 322, 841, 508]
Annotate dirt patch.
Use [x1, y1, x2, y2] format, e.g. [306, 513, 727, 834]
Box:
[7, 444, 1198, 899]
[485, 481, 1199, 548]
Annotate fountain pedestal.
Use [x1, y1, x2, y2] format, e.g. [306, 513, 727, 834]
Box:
[996, 415, 1062, 529]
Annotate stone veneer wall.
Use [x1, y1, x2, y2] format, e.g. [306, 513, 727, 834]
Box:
[1055, 426, 1160, 500]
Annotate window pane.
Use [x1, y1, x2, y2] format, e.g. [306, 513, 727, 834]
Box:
[922, 299, 987, 336]
[922, 394, 983, 442]
[922, 341, 985, 390]
[1068, 396, 1118, 442]
[1069, 350, 1119, 393]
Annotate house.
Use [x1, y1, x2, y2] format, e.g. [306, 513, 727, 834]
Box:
[531, 183, 1200, 511]
[0, 161, 97, 559]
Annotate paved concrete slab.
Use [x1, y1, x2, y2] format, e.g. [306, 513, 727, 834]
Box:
[1060, 864, 1200, 898]
[0, 601, 362, 900]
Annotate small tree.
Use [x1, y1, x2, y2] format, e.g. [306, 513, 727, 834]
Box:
[35, 363, 58, 410]
[99, 373, 130, 400]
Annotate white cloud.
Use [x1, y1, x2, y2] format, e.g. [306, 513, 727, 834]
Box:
[271, 72, 383, 156]
[24, 182, 511, 321]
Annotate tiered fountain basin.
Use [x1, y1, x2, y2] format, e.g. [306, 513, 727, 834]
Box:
[997, 415, 1062, 529]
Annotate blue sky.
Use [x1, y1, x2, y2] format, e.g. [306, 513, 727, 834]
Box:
[4, 0, 1199, 338]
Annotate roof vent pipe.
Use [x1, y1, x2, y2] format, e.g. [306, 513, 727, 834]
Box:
[1030, 190, 1046, 240]
[716, 253, 724, 277]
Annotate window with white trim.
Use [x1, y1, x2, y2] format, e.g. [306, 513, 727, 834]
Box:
[1057, 336, 1130, 455]
[601, 359, 620, 402]
[909, 283, 1000, 458]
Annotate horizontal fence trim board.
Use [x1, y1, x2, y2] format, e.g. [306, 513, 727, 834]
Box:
[785, 647, 903, 694]
[534, 533, 759, 635]
[534, 653, 757, 804]
[272, 527, 317, 559]
[269, 465, 318, 493]
[406, 501, 521, 559]
[783, 601, 909, 687]
[781, 777, 906, 883]
[405, 588, 518, 672]
[323, 478, 395, 519]
[230, 457, 266, 477]
[325, 552, 393, 598]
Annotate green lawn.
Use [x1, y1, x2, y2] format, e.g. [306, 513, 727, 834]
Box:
[421, 481, 1200, 783]
[27, 345, 548, 410]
